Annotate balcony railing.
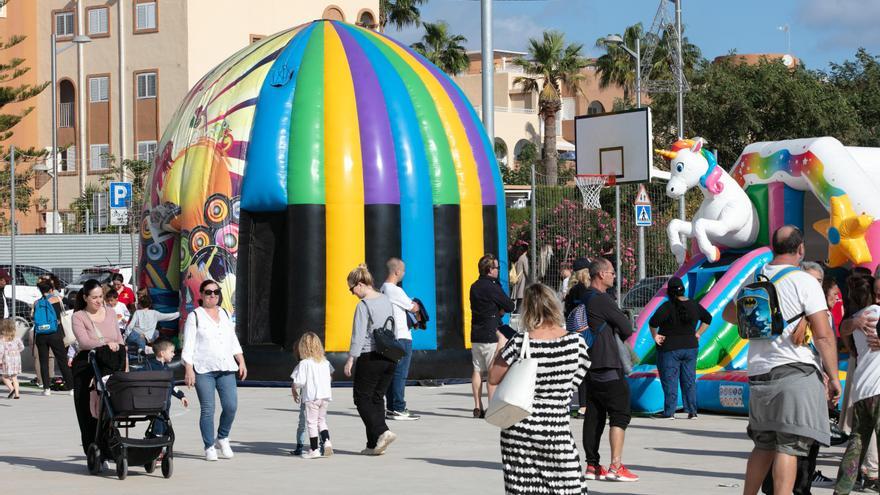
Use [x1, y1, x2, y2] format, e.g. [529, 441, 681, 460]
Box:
[59, 102, 74, 128]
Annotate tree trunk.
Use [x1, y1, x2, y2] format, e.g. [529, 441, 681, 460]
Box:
[543, 112, 558, 185]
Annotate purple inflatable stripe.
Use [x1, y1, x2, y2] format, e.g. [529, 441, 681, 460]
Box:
[333, 23, 400, 205]
[393, 40, 496, 206]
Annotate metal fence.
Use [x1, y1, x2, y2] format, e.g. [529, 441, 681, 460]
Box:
[508, 170, 698, 305]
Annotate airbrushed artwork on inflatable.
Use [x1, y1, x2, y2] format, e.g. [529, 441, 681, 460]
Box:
[138, 20, 507, 378]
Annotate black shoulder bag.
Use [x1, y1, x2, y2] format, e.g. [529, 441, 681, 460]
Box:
[362, 300, 405, 362]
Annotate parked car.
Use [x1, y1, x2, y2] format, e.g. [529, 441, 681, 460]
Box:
[64, 265, 134, 307]
[0, 264, 69, 306]
[620, 275, 671, 326]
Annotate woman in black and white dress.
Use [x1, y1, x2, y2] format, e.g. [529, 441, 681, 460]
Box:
[490, 283, 590, 495]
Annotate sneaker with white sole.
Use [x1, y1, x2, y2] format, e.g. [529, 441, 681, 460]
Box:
[810, 470, 834, 487]
[301, 449, 322, 459]
[205, 446, 218, 461]
[374, 430, 397, 455]
[360, 447, 382, 456]
[322, 440, 333, 457]
[216, 438, 234, 459]
[606, 464, 639, 482]
[42, 389, 51, 396]
[387, 409, 420, 421]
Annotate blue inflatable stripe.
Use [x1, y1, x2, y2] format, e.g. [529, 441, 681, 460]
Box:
[783, 186, 805, 231]
[342, 24, 438, 351]
[241, 23, 316, 212]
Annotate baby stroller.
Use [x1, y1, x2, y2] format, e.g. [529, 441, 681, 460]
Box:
[86, 351, 175, 480]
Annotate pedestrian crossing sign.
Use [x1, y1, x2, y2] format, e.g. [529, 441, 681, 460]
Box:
[635, 204, 652, 227]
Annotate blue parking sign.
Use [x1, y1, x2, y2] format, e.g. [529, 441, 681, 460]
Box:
[635, 204, 652, 227]
[109, 182, 132, 208]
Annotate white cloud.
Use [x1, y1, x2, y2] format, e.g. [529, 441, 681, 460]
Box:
[797, 0, 880, 52]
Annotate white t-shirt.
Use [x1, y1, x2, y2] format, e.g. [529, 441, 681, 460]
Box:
[850, 305, 880, 404]
[290, 357, 333, 402]
[114, 302, 130, 332]
[746, 264, 828, 376]
[381, 282, 413, 340]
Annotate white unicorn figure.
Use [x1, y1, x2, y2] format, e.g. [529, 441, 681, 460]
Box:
[657, 138, 759, 264]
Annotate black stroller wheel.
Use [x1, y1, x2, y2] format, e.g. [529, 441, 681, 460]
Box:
[144, 459, 157, 473]
[86, 443, 101, 475]
[161, 448, 173, 478]
[116, 455, 128, 480]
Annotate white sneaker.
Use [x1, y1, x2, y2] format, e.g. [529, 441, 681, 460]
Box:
[373, 430, 397, 455]
[301, 449, 322, 459]
[205, 446, 218, 461]
[322, 440, 333, 457]
[216, 438, 234, 459]
[42, 389, 51, 396]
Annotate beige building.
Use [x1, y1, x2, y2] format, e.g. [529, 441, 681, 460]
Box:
[0, 0, 379, 233]
[453, 50, 625, 171]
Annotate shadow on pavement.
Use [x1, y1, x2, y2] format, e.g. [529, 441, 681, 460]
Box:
[0, 455, 86, 475]
[649, 446, 749, 459]
[626, 463, 742, 480]
[408, 457, 501, 470]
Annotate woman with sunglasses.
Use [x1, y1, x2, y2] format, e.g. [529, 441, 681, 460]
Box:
[182, 280, 247, 462]
[343, 264, 398, 455]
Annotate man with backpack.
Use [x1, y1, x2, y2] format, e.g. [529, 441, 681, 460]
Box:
[567, 257, 638, 482]
[723, 225, 840, 495]
[33, 280, 74, 396]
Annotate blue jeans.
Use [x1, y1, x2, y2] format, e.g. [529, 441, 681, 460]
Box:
[194, 371, 238, 449]
[126, 332, 147, 352]
[385, 338, 413, 412]
[296, 403, 307, 446]
[657, 347, 698, 417]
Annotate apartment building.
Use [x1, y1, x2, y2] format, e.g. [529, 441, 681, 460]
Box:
[453, 50, 625, 170]
[0, 0, 379, 233]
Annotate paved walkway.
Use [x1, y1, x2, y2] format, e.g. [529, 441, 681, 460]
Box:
[0, 379, 843, 494]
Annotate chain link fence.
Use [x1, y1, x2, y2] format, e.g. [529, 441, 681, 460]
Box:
[508, 169, 700, 313]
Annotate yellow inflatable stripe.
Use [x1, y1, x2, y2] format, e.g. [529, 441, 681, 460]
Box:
[372, 35, 484, 348]
[323, 23, 366, 352]
[698, 338, 748, 375]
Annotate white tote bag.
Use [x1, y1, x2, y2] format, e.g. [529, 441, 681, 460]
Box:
[484, 332, 539, 428]
[60, 309, 76, 346]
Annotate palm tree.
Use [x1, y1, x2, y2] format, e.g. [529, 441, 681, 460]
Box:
[594, 23, 644, 104]
[411, 21, 469, 76]
[512, 31, 588, 185]
[379, 0, 426, 31]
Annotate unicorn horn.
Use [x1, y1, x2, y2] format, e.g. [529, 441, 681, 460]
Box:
[655, 149, 678, 160]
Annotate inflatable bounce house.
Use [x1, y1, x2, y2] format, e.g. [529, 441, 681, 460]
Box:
[138, 20, 507, 380]
[627, 136, 880, 413]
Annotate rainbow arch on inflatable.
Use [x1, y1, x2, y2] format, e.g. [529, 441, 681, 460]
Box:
[140, 20, 507, 374]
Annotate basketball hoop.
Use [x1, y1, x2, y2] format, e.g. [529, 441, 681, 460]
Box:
[575, 174, 615, 209]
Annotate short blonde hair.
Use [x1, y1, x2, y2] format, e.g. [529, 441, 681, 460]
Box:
[0, 319, 15, 340]
[296, 332, 326, 362]
[347, 264, 374, 289]
[520, 283, 564, 332]
[575, 268, 590, 286]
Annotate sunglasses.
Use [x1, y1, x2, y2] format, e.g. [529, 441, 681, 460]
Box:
[202, 289, 222, 296]
[349, 284, 358, 294]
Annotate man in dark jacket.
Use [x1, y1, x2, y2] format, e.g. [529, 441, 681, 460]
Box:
[468, 253, 515, 418]
[577, 257, 639, 482]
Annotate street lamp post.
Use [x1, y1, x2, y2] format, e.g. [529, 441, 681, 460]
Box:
[50, 33, 91, 233]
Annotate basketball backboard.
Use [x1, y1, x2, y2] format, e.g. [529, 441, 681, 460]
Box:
[575, 108, 657, 184]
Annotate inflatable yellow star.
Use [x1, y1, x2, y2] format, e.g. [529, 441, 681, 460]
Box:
[813, 195, 874, 267]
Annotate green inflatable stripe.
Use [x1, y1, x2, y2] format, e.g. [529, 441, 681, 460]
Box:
[357, 29, 459, 205]
[288, 26, 326, 205]
[696, 322, 740, 370]
[745, 184, 769, 248]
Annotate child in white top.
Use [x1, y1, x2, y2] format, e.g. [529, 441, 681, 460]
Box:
[105, 289, 130, 334]
[0, 319, 24, 399]
[291, 332, 333, 459]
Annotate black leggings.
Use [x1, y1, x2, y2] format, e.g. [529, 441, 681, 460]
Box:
[353, 352, 396, 449]
[34, 330, 73, 390]
[71, 352, 96, 455]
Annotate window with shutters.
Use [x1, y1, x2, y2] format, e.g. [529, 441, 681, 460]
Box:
[90, 144, 110, 171]
[88, 7, 109, 36]
[60, 146, 76, 173]
[54, 11, 75, 37]
[135, 2, 157, 32]
[89, 76, 109, 103]
[136, 72, 157, 99]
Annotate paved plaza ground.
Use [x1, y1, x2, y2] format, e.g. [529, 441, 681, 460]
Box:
[0, 378, 844, 494]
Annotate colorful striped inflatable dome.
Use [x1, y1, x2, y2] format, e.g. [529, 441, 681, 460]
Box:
[139, 20, 507, 378]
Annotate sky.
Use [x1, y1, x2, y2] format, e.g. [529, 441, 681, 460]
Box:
[387, 0, 880, 71]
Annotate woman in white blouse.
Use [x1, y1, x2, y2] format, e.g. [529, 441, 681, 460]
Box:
[182, 280, 247, 462]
